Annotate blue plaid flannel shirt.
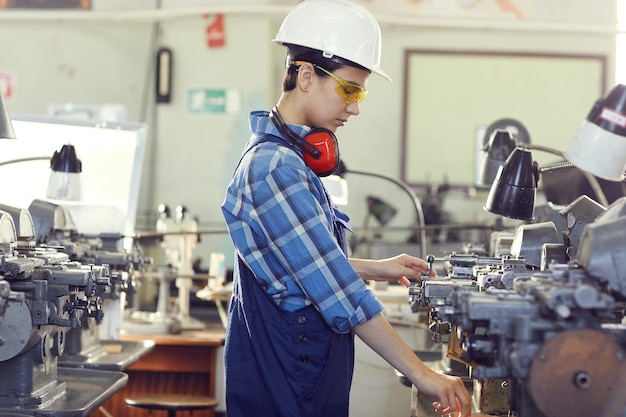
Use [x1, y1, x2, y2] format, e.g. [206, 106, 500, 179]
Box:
[221, 110, 383, 334]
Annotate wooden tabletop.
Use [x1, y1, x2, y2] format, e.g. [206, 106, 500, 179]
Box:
[121, 325, 225, 347]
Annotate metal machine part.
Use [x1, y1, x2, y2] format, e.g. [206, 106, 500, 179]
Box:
[556, 195, 606, 262]
[440, 205, 626, 417]
[26, 200, 148, 288]
[16, 201, 155, 367]
[59, 315, 155, 371]
[0, 278, 21, 317]
[446, 277, 626, 417]
[576, 198, 626, 298]
[510, 221, 560, 268]
[488, 231, 515, 257]
[122, 266, 183, 334]
[27, 199, 76, 245]
[0, 208, 129, 416]
[162, 205, 202, 330]
[122, 203, 202, 334]
[408, 197, 626, 417]
[527, 329, 626, 417]
[408, 252, 532, 344]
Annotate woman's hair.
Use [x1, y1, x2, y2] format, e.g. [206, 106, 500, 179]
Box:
[282, 44, 369, 91]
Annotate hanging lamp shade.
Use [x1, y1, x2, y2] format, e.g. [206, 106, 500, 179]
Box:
[479, 129, 517, 186]
[564, 84, 626, 181]
[47, 144, 83, 201]
[367, 195, 397, 226]
[484, 147, 539, 220]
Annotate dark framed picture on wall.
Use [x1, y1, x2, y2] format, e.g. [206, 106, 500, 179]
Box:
[0, 0, 90, 8]
[401, 49, 606, 188]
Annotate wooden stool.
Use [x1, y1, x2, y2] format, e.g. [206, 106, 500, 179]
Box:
[125, 394, 219, 417]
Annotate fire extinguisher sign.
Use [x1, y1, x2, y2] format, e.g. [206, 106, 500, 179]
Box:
[205, 14, 226, 48]
[0, 72, 15, 99]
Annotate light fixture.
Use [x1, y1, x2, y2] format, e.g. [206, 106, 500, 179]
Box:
[47, 144, 83, 201]
[484, 147, 539, 220]
[156, 47, 173, 103]
[479, 117, 612, 216]
[366, 196, 397, 226]
[0, 89, 16, 140]
[484, 144, 611, 219]
[564, 84, 626, 181]
[479, 129, 517, 186]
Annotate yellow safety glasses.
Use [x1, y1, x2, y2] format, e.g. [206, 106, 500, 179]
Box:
[294, 61, 367, 104]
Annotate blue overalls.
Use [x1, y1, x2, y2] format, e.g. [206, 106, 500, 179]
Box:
[225, 134, 355, 417]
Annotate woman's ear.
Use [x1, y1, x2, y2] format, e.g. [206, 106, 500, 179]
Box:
[296, 62, 314, 92]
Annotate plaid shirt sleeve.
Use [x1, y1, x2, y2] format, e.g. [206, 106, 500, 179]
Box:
[222, 142, 383, 334]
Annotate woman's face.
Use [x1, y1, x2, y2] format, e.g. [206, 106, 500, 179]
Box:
[303, 64, 371, 134]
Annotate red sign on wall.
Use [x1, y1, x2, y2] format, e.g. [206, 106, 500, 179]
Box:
[0, 72, 15, 99]
[205, 14, 226, 49]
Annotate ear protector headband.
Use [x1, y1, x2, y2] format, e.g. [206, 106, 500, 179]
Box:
[269, 107, 340, 177]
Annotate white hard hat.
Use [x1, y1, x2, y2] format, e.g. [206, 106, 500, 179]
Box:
[272, 0, 391, 81]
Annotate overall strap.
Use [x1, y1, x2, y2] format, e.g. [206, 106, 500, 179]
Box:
[229, 132, 294, 177]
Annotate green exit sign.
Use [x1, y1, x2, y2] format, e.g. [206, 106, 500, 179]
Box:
[187, 88, 241, 114]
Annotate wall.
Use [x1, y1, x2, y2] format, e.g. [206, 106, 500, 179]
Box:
[0, 10, 281, 269]
[0, 0, 618, 272]
[334, 13, 618, 252]
[148, 15, 279, 264]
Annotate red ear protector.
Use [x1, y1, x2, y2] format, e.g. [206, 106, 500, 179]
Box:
[269, 107, 340, 177]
